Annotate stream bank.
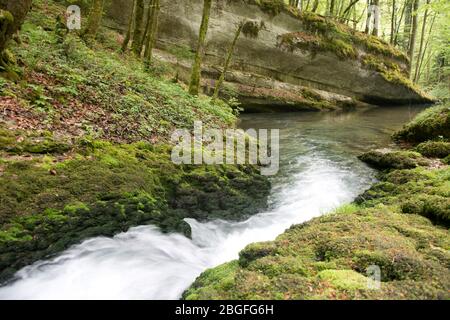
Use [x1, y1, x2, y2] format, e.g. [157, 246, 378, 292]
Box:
[184, 103, 450, 300]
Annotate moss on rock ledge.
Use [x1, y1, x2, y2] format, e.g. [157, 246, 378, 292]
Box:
[393, 104, 450, 143]
[358, 149, 430, 170]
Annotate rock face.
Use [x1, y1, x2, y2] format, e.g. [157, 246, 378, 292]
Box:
[107, 0, 432, 111]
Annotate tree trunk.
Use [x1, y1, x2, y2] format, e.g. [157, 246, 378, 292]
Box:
[0, 0, 33, 78]
[403, 0, 413, 50]
[312, 0, 319, 12]
[414, 6, 433, 82]
[393, 1, 406, 46]
[121, 0, 136, 52]
[213, 22, 243, 100]
[408, 0, 419, 77]
[371, 0, 380, 36]
[141, 0, 155, 56]
[390, 0, 396, 44]
[144, 0, 160, 69]
[84, 0, 104, 39]
[365, 0, 372, 34]
[131, 0, 145, 56]
[189, 0, 212, 96]
[329, 0, 335, 15]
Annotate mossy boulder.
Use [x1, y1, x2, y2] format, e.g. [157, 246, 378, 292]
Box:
[184, 207, 450, 300]
[358, 149, 429, 170]
[357, 167, 449, 227]
[393, 104, 450, 143]
[416, 141, 450, 159]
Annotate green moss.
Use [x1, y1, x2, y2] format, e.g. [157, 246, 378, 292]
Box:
[278, 32, 357, 60]
[416, 141, 450, 158]
[251, 0, 285, 16]
[238, 241, 279, 267]
[317, 269, 368, 290]
[393, 104, 450, 143]
[331, 203, 360, 215]
[184, 206, 450, 300]
[358, 150, 429, 170]
[401, 195, 450, 227]
[183, 261, 239, 300]
[247, 255, 309, 277]
[0, 133, 271, 282]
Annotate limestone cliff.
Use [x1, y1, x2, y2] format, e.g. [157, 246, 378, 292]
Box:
[107, 0, 433, 111]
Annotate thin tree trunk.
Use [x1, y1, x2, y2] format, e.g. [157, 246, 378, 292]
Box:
[357, 6, 367, 30]
[329, 0, 335, 16]
[121, 0, 136, 52]
[342, 0, 360, 17]
[408, 0, 419, 77]
[312, 0, 320, 12]
[371, 0, 380, 36]
[403, 0, 413, 50]
[365, 0, 372, 34]
[144, 0, 160, 69]
[131, 0, 145, 56]
[213, 22, 244, 100]
[414, 0, 430, 82]
[305, 0, 310, 11]
[393, 1, 406, 46]
[84, 0, 104, 39]
[337, 0, 345, 18]
[141, 0, 155, 56]
[416, 12, 435, 83]
[189, 0, 213, 96]
[390, 0, 396, 44]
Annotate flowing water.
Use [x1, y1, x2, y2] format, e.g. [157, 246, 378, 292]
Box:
[0, 106, 423, 299]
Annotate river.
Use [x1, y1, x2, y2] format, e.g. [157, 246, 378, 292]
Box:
[0, 106, 423, 299]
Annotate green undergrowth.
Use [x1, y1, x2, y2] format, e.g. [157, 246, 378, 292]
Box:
[0, 128, 270, 282]
[393, 104, 450, 143]
[1, 0, 236, 143]
[183, 104, 450, 300]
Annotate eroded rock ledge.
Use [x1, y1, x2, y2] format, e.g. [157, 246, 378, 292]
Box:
[107, 0, 433, 111]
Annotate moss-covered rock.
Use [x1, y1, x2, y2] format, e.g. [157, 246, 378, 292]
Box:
[183, 206, 450, 300]
[358, 149, 430, 170]
[356, 167, 449, 226]
[0, 130, 270, 282]
[416, 141, 450, 159]
[393, 104, 450, 143]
